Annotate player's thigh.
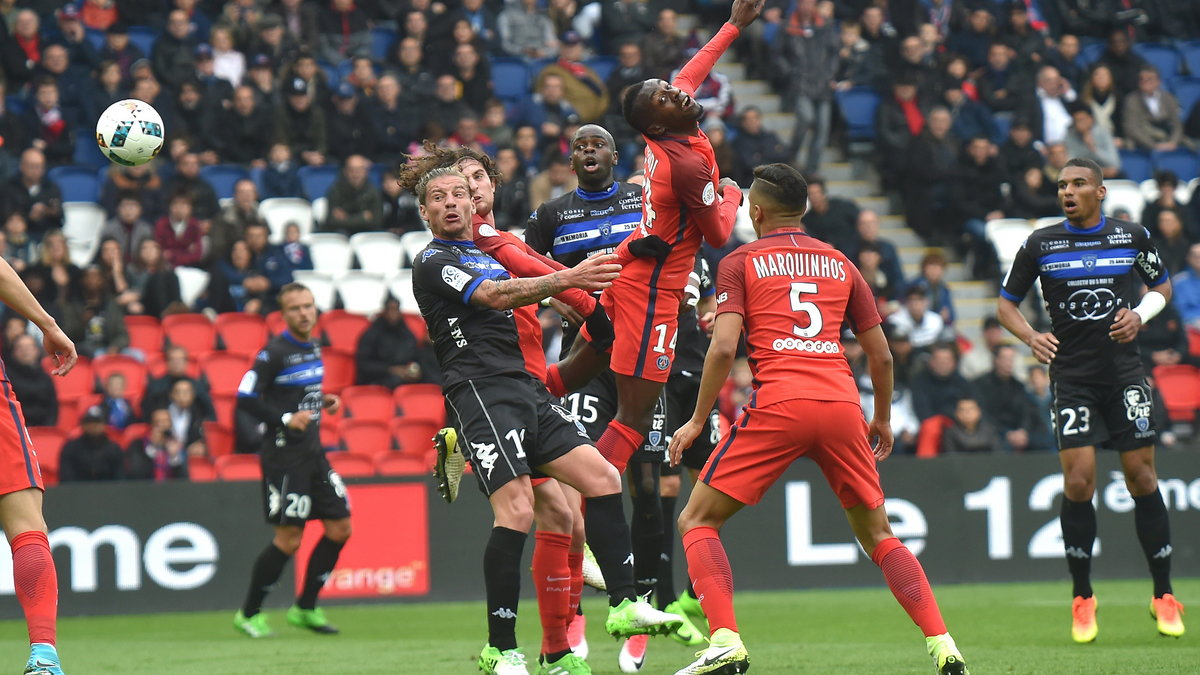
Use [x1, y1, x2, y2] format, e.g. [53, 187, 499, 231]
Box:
[0, 396, 44, 495]
[1117, 444, 1159, 496]
[602, 282, 681, 384]
[631, 388, 669, 464]
[669, 377, 722, 472]
[1051, 379, 1111, 452]
[308, 453, 351, 525]
[697, 399, 805, 507]
[803, 401, 885, 511]
[261, 458, 320, 527]
[489, 475, 536, 531]
[0, 488, 45, 538]
[613, 372, 668, 431]
[445, 377, 539, 497]
[561, 371, 618, 439]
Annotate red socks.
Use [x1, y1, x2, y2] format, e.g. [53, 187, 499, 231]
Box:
[871, 537, 947, 637]
[682, 526, 737, 634]
[545, 364, 566, 397]
[595, 420, 643, 474]
[11, 531, 57, 646]
[533, 531, 572, 655]
[567, 550, 584, 627]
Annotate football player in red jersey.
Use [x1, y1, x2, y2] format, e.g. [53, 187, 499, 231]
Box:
[542, 0, 765, 481]
[667, 164, 970, 675]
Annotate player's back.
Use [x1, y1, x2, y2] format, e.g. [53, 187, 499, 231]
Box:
[717, 231, 880, 408]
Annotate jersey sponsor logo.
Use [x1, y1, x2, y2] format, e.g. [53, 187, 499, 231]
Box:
[256, 350, 270, 362]
[471, 441, 499, 478]
[702, 181, 716, 206]
[717, 292, 728, 304]
[751, 252, 847, 281]
[1061, 288, 1117, 320]
[1123, 385, 1152, 432]
[1107, 231, 1133, 245]
[772, 337, 841, 354]
[558, 208, 585, 220]
[1136, 251, 1163, 280]
[1040, 239, 1070, 251]
[619, 195, 642, 210]
[442, 266, 472, 292]
[448, 319, 468, 348]
[237, 370, 258, 395]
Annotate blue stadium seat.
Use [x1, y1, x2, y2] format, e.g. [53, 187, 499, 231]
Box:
[48, 166, 100, 202]
[529, 57, 556, 79]
[1077, 42, 1106, 67]
[492, 58, 530, 103]
[1133, 43, 1180, 78]
[320, 63, 339, 89]
[992, 112, 1013, 144]
[1181, 41, 1200, 79]
[72, 132, 107, 170]
[298, 165, 339, 201]
[85, 28, 105, 52]
[200, 164, 251, 201]
[127, 26, 157, 57]
[586, 56, 617, 82]
[249, 166, 266, 195]
[1169, 77, 1200, 120]
[5, 95, 27, 117]
[370, 163, 387, 188]
[1118, 149, 1153, 183]
[1151, 149, 1200, 182]
[371, 27, 396, 62]
[835, 87, 880, 141]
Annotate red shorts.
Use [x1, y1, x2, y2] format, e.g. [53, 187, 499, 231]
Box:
[700, 398, 883, 509]
[597, 277, 683, 384]
[0, 380, 43, 495]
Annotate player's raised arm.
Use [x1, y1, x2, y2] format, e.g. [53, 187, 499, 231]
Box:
[672, 0, 764, 94]
[472, 252, 621, 310]
[473, 223, 601, 318]
[0, 256, 76, 375]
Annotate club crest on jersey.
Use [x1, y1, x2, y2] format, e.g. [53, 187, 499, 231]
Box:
[1081, 254, 1098, 272]
[648, 431, 662, 446]
[702, 182, 716, 206]
[656, 355, 670, 370]
[599, 220, 612, 238]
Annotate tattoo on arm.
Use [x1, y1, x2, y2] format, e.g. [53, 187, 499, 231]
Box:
[478, 273, 564, 309]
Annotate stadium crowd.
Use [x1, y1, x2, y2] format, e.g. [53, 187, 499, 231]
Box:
[0, 0, 1198, 479]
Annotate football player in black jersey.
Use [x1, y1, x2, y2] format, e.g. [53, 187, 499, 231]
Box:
[233, 283, 349, 638]
[997, 157, 1183, 643]
[411, 168, 683, 674]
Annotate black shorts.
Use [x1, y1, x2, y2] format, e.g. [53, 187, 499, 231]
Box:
[561, 370, 667, 465]
[260, 452, 351, 526]
[1051, 378, 1158, 452]
[447, 375, 591, 496]
[662, 374, 721, 474]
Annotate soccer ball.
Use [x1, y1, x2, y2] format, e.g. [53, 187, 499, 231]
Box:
[95, 99, 165, 166]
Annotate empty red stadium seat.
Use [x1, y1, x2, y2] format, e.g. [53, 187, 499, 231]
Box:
[188, 456, 217, 482]
[26, 427, 66, 485]
[916, 415, 953, 458]
[390, 417, 441, 456]
[341, 385, 395, 421]
[403, 313, 428, 343]
[92, 354, 148, 402]
[211, 394, 237, 428]
[320, 310, 370, 352]
[215, 454, 262, 481]
[125, 315, 163, 355]
[215, 313, 270, 357]
[321, 349, 355, 395]
[266, 311, 286, 336]
[1153, 365, 1200, 423]
[43, 355, 93, 401]
[375, 453, 429, 477]
[393, 384, 445, 426]
[162, 313, 216, 358]
[327, 451, 376, 478]
[201, 352, 252, 398]
[121, 423, 149, 447]
[1188, 328, 1200, 359]
[203, 421, 235, 457]
[56, 395, 100, 433]
[340, 419, 393, 458]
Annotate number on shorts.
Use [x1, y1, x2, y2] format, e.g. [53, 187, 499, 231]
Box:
[1058, 406, 1091, 436]
[285, 493, 312, 519]
[789, 282, 823, 338]
[565, 393, 599, 424]
[505, 428, 527, 458]
[652, 323, 678, 354]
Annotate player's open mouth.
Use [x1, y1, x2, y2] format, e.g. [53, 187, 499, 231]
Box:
[1063, 199, 1077, 211]
[680, 95, 693, 109]
[582, 157, 600, 172]
[445, 212, 462, 223]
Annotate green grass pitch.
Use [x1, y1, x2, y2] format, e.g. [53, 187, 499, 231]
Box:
[2, 578, 1196, 673]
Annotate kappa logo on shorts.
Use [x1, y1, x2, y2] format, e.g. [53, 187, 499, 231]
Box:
[471, 442, 499, 478]
[656, 355, 670, 370]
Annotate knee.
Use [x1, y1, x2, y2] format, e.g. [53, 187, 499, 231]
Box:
[273, 530, 303, 555]
[1125, 466, 1159, 497]
[1062, 473, 1096, 500]
[583, 461, 621, 497]
[677, 504, 717, 536]
[534, 496, 573, 535]
[325, 520, 352, 543]
[496, 491, 536, 531]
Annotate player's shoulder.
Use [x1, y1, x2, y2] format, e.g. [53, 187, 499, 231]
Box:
[1105, 217, 1150, 241]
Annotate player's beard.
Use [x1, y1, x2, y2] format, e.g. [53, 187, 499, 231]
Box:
[690, 101, 706, 121]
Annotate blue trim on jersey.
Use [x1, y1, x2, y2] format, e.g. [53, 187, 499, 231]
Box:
[462, 276, 486, 304]
[433, 237, 475, 246]
[236, 391, 258, 398]
[1000, 288, 1024, 302]
[1063, 216, 1106, 235]
[278, 361, 322, 376]
[555, 212, 643, 238]
[700, 286, 715, 298]
[1038, 247, 1137, 264]
[575, 182, 619, 201]
[554, 232, 634, 255]
[1149, 271, 1170, 287]
[281, 331, 313, 348]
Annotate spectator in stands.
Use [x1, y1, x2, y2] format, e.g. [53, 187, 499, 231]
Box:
[490, 147, 529, 231]
[1020, 65, 1077, 145]
[997, 120, 1043, 182]
[124, 407, 189, 481]
[1000, 3, 1044, 65]
[26, 230, 80, 314]
[641, 8, 686, 81]
[244, 53, 278, 105]
[455, 0, 500, 55]
[280, 222, 312, 272]
[207, 26, 243, 88]
[1122, 67, 1187, 153]
[1011, 165, 1061, 219]
[276, 0, 320, 52]
[845, 209, 904, 298]
[801, 175, 859, 253]
[99, 22, 144, 87]
[146, 345, 213, 414]
[978, 42, 1025, 114]
[244, 222, 293, 301]
[165, 378, 208, 456]
[899, 106, 956, 242]
[1153, 210, 1193, 275]
[518, 73, 581, 151]
[959, 315, 1006, 380]
[952, 136, 1006, 279]
[34, 44, 91, 130]
[704, 119, 739, 185]
[945, 8, 994, 70]
[427, 74, 473, 141]
[1046, 34, 1084, 90]
[1142, 171, 1195, 239]
[512, 125, 542, 179]
[855, 242, 897, 307]
[325, 82, 370, 163]
[80, 0, 119, 32]
[537, 31, 608, 123]
[606, 41, 648, 114]
[318, 0, 371, 64]
[888, 285, 948, 353]
[907, 249, 956, 325]
[251, 14, 297, 67]
[155, 192, 205, 269]
[11, 9, 42, 72]
[940, 396, 1003, 454]
[943, 82, 996, 145]
[1, 214, 36, 273]
[0, 83, 25, 182]
[276, 76, 327, 167]
[449, 43, 493, 115]
[1172, 243, 1200, 329]
[127, 237, 183, 317]
[891, 35, 937, 98]
[1064, 105, 1120, 178]
[479, 100, 513, 149]
[4, 148, 62, 241]
[448, 115, 496, 156]
[152, 10, 198, 91]
[129, 76, 176, 137]
[1138, 288, 1193, 371]
[833, 19, 885, 92]
[973, 343, 1043, 453]
[4, 334, 57, 427]
[499, 0, 557, 60]
[260, 143, 303, 200]
[601, 0, 655, 54]
[876, 76, 928, 189]
[380, 167, 422, 233]
[345, 56, 379, 100]
[390, 37, 436, 104]
[59, 406, 125, 482]
[1096, 29, 1148, 98]
[173, 79, 219, 162]
[324, 155, 383, 236]
[729, 106, 788, 186]
[211, 179, 265, 263]
[282, 52, 332, 111]
[355, 296, 432, 388]
[773, 0, 837, 175]
[1080, 64, 1122, 140]
[209, 238, 268, 313]
[98, 372, 137, 430]
[910, 342, 972, 421]
[22, 79, 74, 167]
[165, 153, 220, 223]
[62, 265, 130, 357]
[529, 153, 578, 209]
[94, 238, 143, 315]
[99, 162, 164, 221]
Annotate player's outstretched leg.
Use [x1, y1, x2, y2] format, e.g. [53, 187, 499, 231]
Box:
[288, 518, 350, 635]
[1120, 447, 1185, 638]
[434, 427, 466, 503]
[8, 523, 63, 675]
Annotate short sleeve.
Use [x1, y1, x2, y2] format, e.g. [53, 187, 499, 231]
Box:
[714, 250, 747, 317]
[237, 347, 278, 398]
[1000, 236, 1038, 303]
[1134, 227, 1170, 287]
[523, 206, 551, 256]
[845, 263, 883, 334]
[413, 248, 490, 305]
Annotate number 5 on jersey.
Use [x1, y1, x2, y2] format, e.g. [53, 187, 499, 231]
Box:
[790, 282, 823, 338]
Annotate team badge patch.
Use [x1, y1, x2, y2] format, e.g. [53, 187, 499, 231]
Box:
[648, 431, 662, 446]
[656, 355, 670, 370]
[702, 182, 716, 206]
[1081, 254, 1097, 272]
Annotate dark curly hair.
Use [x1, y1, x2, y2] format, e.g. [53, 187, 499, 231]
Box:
[395, 139, 502, 194]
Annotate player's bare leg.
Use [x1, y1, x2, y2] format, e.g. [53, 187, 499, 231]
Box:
[844, 504, 967, 674]
[478, 477, 536, 674]
[1059, 445, 1101, 643]
[541, 445, 683, 638]
[1117, 446, 1183, 637]
[531, 480, 579, 668]
[0, 489, 64, 675]
[287, 517, 351, 635]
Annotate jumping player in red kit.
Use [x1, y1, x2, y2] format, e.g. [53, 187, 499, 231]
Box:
[667, 165, 970, 675]
[546, 0, 764, 478]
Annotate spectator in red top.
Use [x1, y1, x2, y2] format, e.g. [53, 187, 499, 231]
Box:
[13, 10, 41, 67]
[81, 0, 120, 31]
[23, 78, 75, 167]
[155, 193, 205, 268]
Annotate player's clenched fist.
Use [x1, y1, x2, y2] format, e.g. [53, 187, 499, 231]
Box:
[564, 252, 622, 291]
[729, 0, 765, 29]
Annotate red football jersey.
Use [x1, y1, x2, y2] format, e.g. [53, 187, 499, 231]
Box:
[715, 229, 882, 408]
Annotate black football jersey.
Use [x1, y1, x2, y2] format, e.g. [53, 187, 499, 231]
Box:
[237, 332, 325, 459]
[412, 238, 530, 388]
[673, 256, 715, 375]
[1001, 216, 1169, 384]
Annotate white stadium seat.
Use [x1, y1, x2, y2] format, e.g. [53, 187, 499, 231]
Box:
[985, 218, 1034, 273]
[307, 233, 353, 277]
[311, 197, 329, 226]
[1101, 179, 1145, 223]
[259, 198, 314, 244]
[389, 269, 419, 314]
[336, 272, 389, 316]
[349, 231, 405, 276]
[1033, 216, 1063, 230]
[175, 266, 211, 309]
[62, 201, 105, 266]
[399, 230, 433, 267]
[291, 271, 337, 312]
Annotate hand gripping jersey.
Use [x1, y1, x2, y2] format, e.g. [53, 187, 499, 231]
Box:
[715, 229, 882, 408]
[1000, 216, 1169, 384]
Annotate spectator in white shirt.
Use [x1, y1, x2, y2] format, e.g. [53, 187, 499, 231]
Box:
[887, 285, 948, 351]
